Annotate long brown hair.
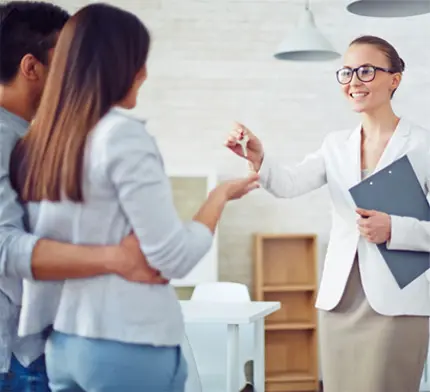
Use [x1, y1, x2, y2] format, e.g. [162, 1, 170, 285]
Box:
[12, 3, 150, 202]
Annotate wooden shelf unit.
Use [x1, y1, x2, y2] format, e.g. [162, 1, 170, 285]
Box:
[254, 233, 319, 392]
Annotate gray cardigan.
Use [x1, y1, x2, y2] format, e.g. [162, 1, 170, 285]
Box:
[18, 109, 213, 349]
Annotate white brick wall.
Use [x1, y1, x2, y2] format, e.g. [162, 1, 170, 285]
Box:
[45, 0, 430, 288]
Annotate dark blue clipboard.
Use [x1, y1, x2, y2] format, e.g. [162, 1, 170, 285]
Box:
[349, 155, 430, 289]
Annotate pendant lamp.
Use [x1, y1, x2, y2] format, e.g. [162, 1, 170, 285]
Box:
[274, 0, 340, 61]
[346, 0, 430, 17]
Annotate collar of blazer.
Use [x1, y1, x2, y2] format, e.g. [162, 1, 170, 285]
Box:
[345, 117, 411, 185]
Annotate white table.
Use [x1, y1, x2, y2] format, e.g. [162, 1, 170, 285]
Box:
[180, 300, 281, 392]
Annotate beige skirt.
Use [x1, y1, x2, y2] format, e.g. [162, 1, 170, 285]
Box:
[320, 258, 429, 392]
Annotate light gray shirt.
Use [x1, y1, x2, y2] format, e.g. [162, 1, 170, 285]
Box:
[0, 107, 45, 372]
[18, 109, 213, 347]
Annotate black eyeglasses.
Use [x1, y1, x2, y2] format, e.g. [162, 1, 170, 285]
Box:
[336, 65, 395, 85]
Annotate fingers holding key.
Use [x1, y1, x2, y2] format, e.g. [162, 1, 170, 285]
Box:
[224, 122, 264, 169]
[225, 122, 247, 148]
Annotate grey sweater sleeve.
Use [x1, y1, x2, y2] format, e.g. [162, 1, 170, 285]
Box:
[0, 126, 37, 280]
[103, 119, 213, 279]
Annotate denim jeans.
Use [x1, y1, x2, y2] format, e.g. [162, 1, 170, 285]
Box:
[0, 354, 50, 392]
[46, 331, 187, 392]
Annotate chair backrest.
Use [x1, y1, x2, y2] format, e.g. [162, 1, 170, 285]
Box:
[191, 282, 251, 303]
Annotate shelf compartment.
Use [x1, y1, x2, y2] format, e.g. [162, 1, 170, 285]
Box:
[265, 329, 318, 385]
[259, 236, 316, 287]
[264, 290, 316, 325]
[266, 371, 319, 392]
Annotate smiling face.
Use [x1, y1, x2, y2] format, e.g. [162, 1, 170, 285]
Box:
[339, 43, 402, 114]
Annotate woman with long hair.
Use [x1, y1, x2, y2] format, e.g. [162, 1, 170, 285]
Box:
[10, 3, 259, 392]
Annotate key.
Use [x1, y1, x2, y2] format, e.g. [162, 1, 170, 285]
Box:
[237, 133, 249, 158]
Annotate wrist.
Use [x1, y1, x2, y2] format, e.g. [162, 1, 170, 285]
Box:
[209, 187, 229, 204]
[102, 245, 125, 275]
[252, 153, 264, 172]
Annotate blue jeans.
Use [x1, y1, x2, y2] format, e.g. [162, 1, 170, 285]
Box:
[0, 354, 50, 392]
[46, 331, 188, 392]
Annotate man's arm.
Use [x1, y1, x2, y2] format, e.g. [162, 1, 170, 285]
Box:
[1, 127, 162, 282]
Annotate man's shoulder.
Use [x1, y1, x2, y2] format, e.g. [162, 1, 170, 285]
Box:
[0, 108, 27, 140]
[0, 121, 20, 148]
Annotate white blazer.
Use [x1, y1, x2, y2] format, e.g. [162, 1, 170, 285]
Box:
[259, 117, 430, 316]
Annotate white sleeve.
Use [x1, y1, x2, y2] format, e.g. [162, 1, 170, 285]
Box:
[258, 137, 328, 198]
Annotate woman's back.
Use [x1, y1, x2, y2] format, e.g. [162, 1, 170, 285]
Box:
[20, 109, 192, 346]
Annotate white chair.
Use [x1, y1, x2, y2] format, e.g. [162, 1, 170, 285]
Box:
[185, 282, 254, 392]
[192, 282, 251, 303]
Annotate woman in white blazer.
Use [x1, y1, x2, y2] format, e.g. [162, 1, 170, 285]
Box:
[226, 35, 430, 392]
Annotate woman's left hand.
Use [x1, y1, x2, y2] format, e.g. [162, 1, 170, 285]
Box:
[356, 208, 391, 244]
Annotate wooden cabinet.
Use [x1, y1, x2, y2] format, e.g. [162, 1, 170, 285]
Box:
[253, 234, 319, 392]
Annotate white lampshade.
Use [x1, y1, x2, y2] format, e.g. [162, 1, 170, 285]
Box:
[346, 0, 430, 17]
[274, 7, 340, 61]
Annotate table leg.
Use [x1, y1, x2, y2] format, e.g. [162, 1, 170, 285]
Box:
[254, 318, 265, 392]
[226, 324, 239, 392]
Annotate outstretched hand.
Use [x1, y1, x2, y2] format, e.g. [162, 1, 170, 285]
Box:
[216, 172, 260, 201]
